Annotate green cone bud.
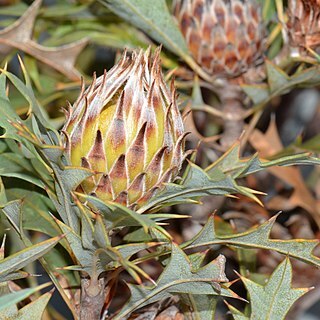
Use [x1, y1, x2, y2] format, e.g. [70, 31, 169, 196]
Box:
[62, 48, 186, 209]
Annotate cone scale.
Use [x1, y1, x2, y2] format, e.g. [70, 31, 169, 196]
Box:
[63, 49, 186, 209]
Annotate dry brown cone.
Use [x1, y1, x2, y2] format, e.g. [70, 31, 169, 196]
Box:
[173, 0, 266, 79]
[287, 0, 320, 54]
[173, 0, 267, 149]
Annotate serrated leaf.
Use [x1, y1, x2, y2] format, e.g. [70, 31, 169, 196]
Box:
[290, 65, 320, 86]
[72, 194, 95, 251]
[140, 146, 320, 212]
[2, 192, 77, 318]
[241, 258, 310, 320]
[123, 227, 153, 242]
[206, 141, 320, 179]
[59, 166, 94, 193]
[243, 64, 320, 106]
[138, 163, 238, 213]
[114, 244, 232, 319]
[0, 236, 62, 278]
[0, 283, 51, 312]
[186, 215, 320, 267]
[100, 0, 188, 58]
[0, 0, 87, 80]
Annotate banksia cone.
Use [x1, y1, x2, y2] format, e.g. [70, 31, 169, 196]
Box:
[62, 49, 186, 209]
[287, 0, 320, 52]
[173, 0, 266, 78]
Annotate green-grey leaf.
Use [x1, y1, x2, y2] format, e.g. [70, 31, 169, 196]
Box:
[114, 244, 232, 319]
[242, 64, 320, 106]
[205, 142, 320, 179]
[0, 281, 18, 318]
[99, 0, 189, 58]
[226, 302, 249, 320]
[0, 73, 26, 140]
[41, 146, 93, 232]
[0, 270, 30, 283]
[241, 84, 269, 105]
[6, 189, 60, 238]
[185, 215, 320, 267]
[1, 68, 54, 132]
[0, 236, 62, 277]
[0, 283, 51, 312]
[81, 193, 170, 239]
[116, 242, 161, 260]
[0, 153, 45, 188]
[138, 163, 238, 213]
[56, 219, 94, 275]
[182, 294, 218, 320]
[15, 291, 52, 320]
[241, 258, 309, 320]
[2, 199, 23, 234]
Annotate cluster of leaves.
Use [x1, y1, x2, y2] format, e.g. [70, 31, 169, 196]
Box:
[0, 0, 320, 319]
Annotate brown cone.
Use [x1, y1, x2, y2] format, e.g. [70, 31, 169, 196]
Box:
[173, 0, 266, 78]
[287, 0, 320, 52]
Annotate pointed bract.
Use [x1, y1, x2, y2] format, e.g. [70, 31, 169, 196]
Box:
[62, 48, 186, 208]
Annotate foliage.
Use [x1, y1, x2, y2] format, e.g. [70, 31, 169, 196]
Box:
[0, 0, 319, 319]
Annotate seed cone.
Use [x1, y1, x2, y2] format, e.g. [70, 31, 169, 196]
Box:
[173, 0, 266, 78]
[287, 0, 320, 52]
[62, 48, 186, 209]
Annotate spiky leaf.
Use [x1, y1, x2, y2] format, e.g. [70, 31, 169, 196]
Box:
[241, 258, 310, 320]
[139, 147, 320, 213]
[185, 215, 320, 267]
[114, 244, 232, 319]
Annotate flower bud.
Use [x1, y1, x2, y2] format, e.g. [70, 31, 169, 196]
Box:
[62, 48, 186, 209]
[173, 0, 266, 78]
[287, 0, 320, 53]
